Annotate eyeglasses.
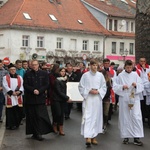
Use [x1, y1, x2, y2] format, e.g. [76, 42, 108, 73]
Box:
[32, 64, 38, 66]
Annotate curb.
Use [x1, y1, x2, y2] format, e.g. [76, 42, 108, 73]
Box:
[0, 116, 6, 148]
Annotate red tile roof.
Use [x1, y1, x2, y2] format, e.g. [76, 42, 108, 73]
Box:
[108, 31, 135, 38]
[126, 0, 136, 8]
[83, 0, 134, 18]
[0, 0, 110, 35]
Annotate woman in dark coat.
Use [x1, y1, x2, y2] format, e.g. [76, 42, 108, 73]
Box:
[52, 67, 71, 135]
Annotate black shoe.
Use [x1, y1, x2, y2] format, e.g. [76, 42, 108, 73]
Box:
[31, 134, 37, 139]
[86, 138, 91, 147]
[123, 138, 129, 144]
[65, 116, 70, 120]
[36, 135, 44, 141]
[134, 138, 143, 146]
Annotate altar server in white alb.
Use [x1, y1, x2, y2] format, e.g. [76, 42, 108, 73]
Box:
[113, 60, 144, 146]
[78, 59, 106, 147]
[3, 63, 24, 130]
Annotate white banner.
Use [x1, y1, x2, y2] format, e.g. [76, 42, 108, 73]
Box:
[67, 82, 83, 102]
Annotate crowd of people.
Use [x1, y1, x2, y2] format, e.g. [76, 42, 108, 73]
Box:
[0, 57, 149, 147]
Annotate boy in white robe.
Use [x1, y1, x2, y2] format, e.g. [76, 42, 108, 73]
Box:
[78, 59, 106, 147]
[113, 60, 144, 146]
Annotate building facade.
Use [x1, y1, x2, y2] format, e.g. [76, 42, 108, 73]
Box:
[82, 0, 135, 65]
[0, 0, 109, 65]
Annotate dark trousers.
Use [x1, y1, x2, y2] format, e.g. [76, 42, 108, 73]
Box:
[51, 101, 65, 125]
[140, 96, 147, 122]
[103, 101, 110, 125]
[108, 103, 113, 121]
[64, 102, 73, 118]
[0, 92, 5, 119]
[146, 105, 150, 127]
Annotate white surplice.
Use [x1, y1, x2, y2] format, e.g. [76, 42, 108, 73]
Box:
[78, 71, 106, 138]
[2, 75, 24, 107]
[113, 70, 144, 138]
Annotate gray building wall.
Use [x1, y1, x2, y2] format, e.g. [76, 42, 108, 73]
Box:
[109, 0, 136, 15]
[83, 3, 108, 28]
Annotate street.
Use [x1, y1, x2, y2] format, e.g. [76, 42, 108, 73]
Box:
[1, 106, 150, 150]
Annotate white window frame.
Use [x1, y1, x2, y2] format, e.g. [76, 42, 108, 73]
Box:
[37, 36, 44, 48]
[112, 42, 116, 54]
[129, 43, 134, 55]
[114, 20, 118, 31]
[126, 21, 129, 32]
[109, 19, 112, 30]
[22, 35, 29, 47]
[57, 38, 63, 49]
[82, 40, 88, 51]
[131, 22, 134, 32]
[94, 41, 99, 51]
[120, 42, 124, 53]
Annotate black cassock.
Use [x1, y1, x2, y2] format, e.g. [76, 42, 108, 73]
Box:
[26, 105, 53, 135]
[24, 69, 53, 135]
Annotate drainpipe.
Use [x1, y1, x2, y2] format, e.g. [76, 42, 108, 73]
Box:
[103, 36, 107, 59]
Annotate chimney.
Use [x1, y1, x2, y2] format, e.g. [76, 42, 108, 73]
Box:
[0, 0, 8, 8]
[56, 0, 61, 4]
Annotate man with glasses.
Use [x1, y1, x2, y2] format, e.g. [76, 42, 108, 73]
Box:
[24, 60, 53, 141]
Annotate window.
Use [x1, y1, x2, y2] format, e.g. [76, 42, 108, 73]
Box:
[22, 35, 29, 47]
[114, 20, 118, 31]
[23, 13, 31, 20]
[109, 19, 112, 30]
[120, 42, 124, 53]
[57, 38, 63, 49]
[112, 42, 116, 54]
[70, 39, 76, 51]
[131, 22, 134, 32]
[126, 21, 129, 32]
[49, 14, 57, 21]
[0, 34, 3, 47]
[37, 36, 44, 48]
[78, 20, 83, 24]
[129, 43, 134, 54]
[82, 40, 88, 50]
[94, 41, 99, 51]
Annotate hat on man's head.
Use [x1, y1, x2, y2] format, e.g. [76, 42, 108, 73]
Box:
[8, 63, 16, 69]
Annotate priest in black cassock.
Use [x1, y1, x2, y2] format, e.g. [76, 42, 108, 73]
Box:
[23, 60, 53, 141]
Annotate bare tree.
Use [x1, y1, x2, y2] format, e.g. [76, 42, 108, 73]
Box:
[136, 0, 150, 64]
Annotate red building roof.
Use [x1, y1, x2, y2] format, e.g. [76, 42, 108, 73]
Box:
[108, 31, 135, 38]
[126, 0, 136, 8]
[0, 0, 110, 35]
[83, 0, 134, 18]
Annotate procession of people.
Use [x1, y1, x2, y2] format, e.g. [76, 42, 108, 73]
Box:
[0, 57, 150, 147]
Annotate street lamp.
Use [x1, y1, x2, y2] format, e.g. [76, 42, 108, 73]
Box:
[120, 49, 128, 62]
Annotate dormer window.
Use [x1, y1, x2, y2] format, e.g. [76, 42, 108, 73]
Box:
[78, 20, 83, 24]
[23, 13, 31, 20]
[49, 14, 57, 21]
[121, 0, 128, 4]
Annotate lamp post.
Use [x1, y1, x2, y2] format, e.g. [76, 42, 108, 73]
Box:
[120, 49, 128, 62]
